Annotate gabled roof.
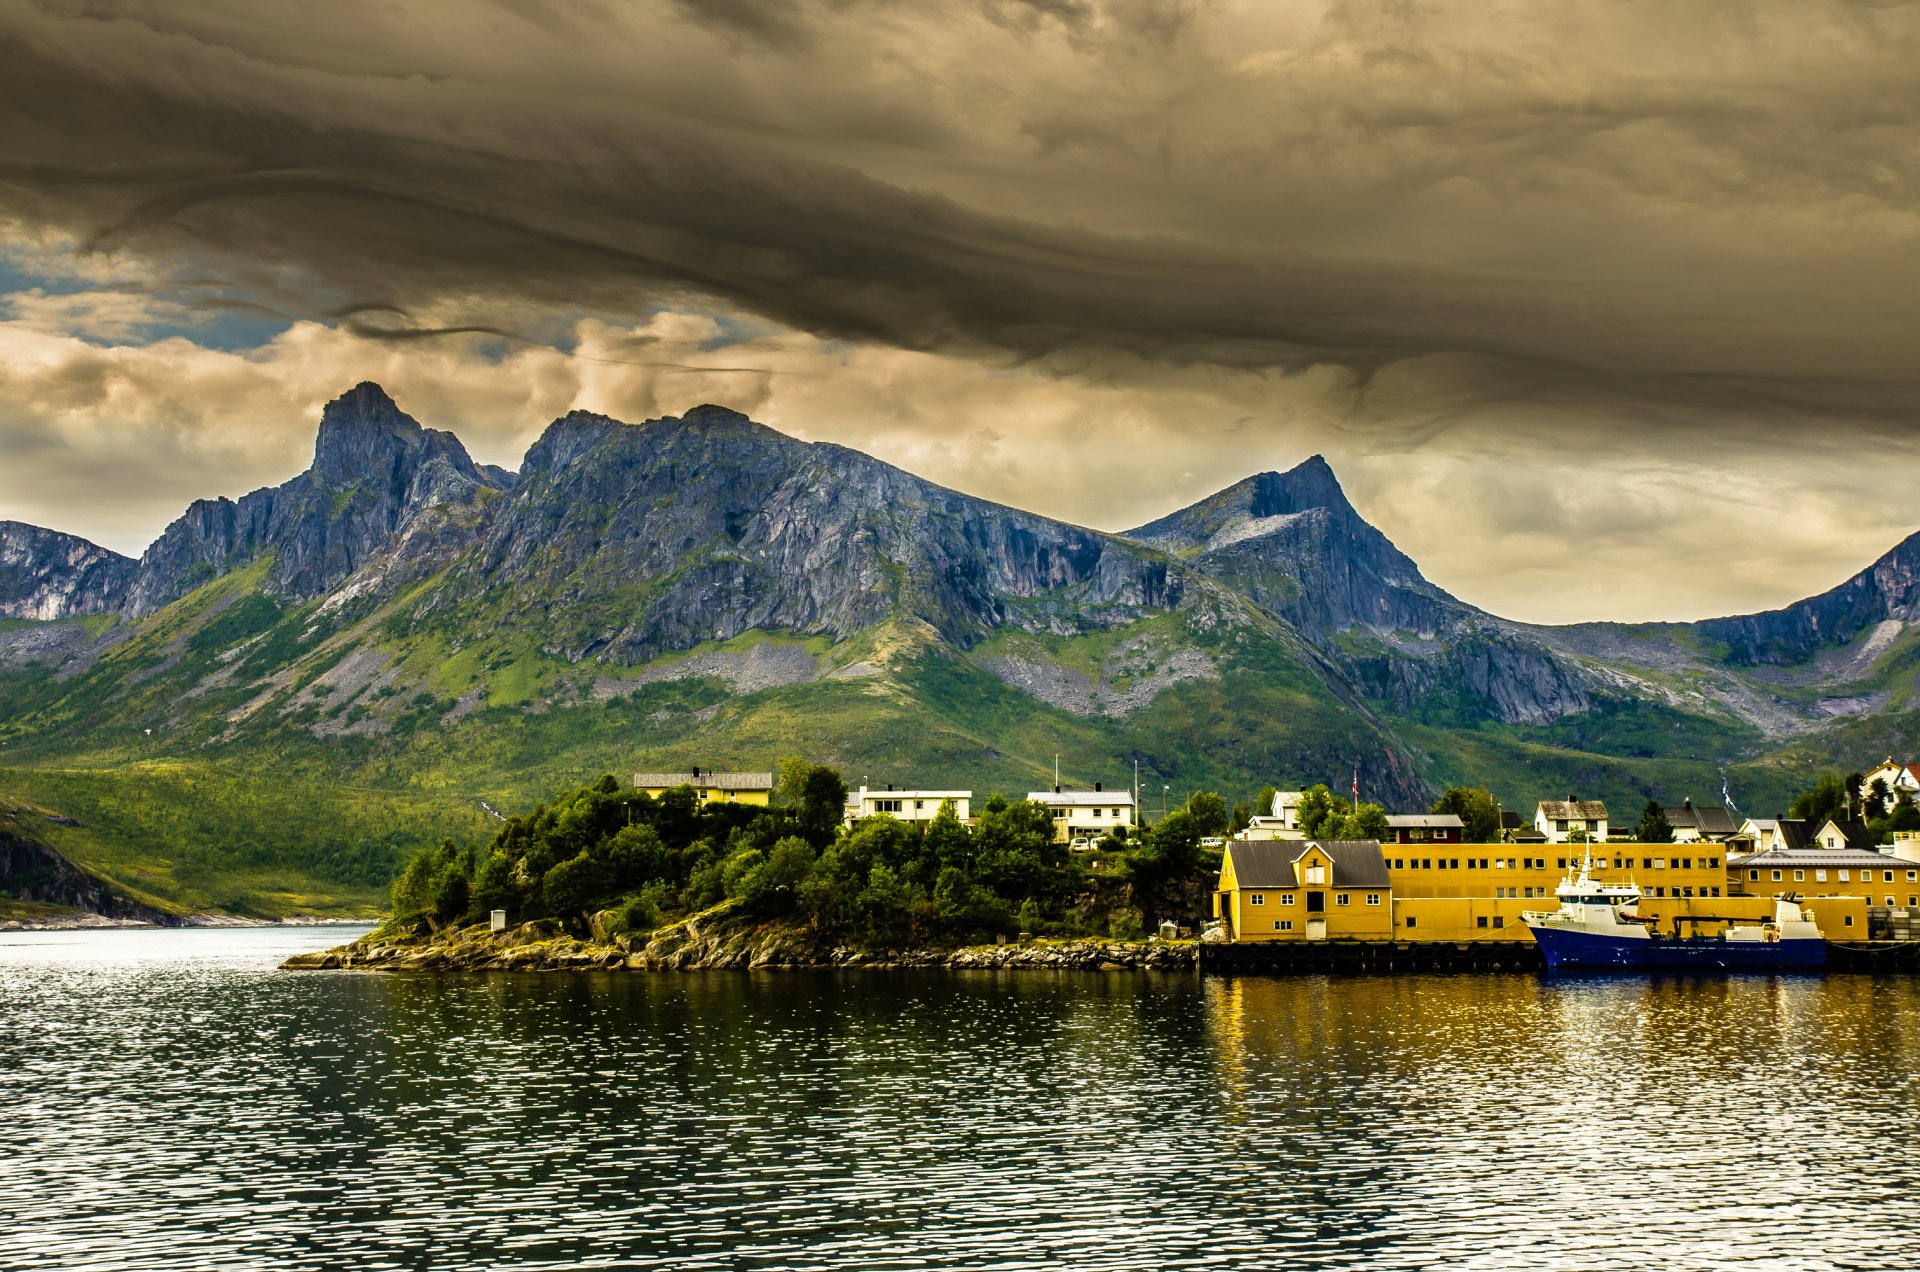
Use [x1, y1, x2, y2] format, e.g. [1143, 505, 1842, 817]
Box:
[1663, 799, 1738, 836]
[1538, 800, 1608, 820]
[633, 771, 774, 790]
[1386, 813, 1464, 829]
[1816, 818, 1876, 851]
[1223, 839, 1390, 889]
[1775, 818, 1815, 851]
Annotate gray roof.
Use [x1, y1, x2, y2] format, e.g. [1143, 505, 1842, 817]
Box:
[1730, 847, 1893, 869]
[1538, 800, 1609, 820]
[1817, 818, 1876, 851]
[1664, 800, 1739, 835]
[1386, 814, 1464, 829]
[633, 771, 774, 790]
[1225, 839, 1390, 889]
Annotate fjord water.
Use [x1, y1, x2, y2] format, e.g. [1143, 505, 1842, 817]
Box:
[5, 931, 1918, 1271]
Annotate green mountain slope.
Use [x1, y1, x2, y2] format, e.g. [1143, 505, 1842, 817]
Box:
[3, 384, 1917, 916]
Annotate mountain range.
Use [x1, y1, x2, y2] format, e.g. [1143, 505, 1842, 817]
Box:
[4, 382, 1918, 918]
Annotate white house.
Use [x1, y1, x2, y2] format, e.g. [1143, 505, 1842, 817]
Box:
[1238, 790, 1307, 841]
[1863, 757, 1920, 799]
[1027, 787, 1136, 845]
[1534, 798, 1609, 844]
[844, 786, 972, 827]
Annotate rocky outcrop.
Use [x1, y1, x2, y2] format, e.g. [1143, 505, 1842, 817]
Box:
[1696, 531, 1920, 665]
[0, 522, 134, 619]
[282, 908, 1199, 973]
[0, 821, 171, 925]
[419, 402, 1190, 663]
[122, 383, 510, 615]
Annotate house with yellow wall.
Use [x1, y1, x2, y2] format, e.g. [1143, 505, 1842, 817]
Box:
[632, 768, 774, 806]
[1218, 840, 1756, 944]
[1214, 840, 1394, 941]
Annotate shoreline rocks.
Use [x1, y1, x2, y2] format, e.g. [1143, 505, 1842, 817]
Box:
[281, 909, 1199, 973]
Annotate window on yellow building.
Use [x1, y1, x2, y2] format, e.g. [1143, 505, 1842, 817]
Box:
[1889, 896, 1898, 906]
[1794, 870, 1805, 881]
[1477, 916, 1489, 928]
[1909, 871, 1918, 883]
[1840, 870, 1851, 881]
[1888, 871, 1898, 883]
[1280, 893, 1296, 906]
[1250, 894, 1266, 906]
[1816, 870, 1828, 882]
[1366, 893, 1381, 905]
[1494, 916, 1506, 928]
[1305, 864, 1326, 884]
[1336, 893, 1350, 906]
[1772, 870, 1783, 881]
[1276, 920, 1292, 931]
[1405, 916, 1417, 928]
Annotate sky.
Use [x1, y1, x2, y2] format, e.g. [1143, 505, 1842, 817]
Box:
[2, 0, 1918, 625]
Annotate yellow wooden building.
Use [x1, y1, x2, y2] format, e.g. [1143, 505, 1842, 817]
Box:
[1215, 840, 1394, 942]
[632, 768, 774, 806]
[1214, 839, 1863, 943]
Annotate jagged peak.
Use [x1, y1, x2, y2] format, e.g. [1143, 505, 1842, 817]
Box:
[309, 383, 486, 489]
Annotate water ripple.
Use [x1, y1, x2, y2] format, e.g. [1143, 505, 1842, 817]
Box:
[3, 929, 1918, 1269]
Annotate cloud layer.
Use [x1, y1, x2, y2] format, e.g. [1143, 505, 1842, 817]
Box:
[1, 0, 1917, 623]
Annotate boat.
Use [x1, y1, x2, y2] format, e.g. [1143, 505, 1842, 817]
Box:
[1521, 851, 1824, 972]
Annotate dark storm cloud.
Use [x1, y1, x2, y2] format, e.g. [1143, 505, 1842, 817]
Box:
[1, 0, 1915, 421]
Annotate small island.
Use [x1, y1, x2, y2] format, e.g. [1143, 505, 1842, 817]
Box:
[285, 761, 1217, 973]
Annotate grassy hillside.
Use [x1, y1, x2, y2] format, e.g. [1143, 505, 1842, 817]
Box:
[1, 541, 1904, 918]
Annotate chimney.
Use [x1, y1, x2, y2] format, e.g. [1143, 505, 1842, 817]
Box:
[1095, 781, 1102, 792]
[692, 765, 701, 780]
[887, 782, 893, 792]
[1054, 784, 1061, 794]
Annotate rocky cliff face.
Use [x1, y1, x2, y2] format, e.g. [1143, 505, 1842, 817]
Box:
[123, 383, 509, 615]
[0, 522, 134, 620]
[424, 404, 1187, 662]
[0, 820, 169, 924]
[1696, 532, 1920, 665]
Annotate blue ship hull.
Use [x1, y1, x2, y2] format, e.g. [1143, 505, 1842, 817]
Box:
[1529, 925, 1825, 972]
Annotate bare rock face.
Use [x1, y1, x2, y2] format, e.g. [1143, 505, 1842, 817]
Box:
[425, 403, 1186, 663]
[1697, 531, 1920, 665]
[0, 522, 134, 620]
[0, 818, 169, 924]
[122, 382, 511, 615]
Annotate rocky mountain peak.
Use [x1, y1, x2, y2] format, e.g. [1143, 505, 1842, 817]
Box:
[310, 381, 482, 491]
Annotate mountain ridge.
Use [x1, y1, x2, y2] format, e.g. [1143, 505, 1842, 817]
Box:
[3, 383, 1919, 918]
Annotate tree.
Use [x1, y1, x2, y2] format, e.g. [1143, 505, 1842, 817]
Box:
[1635, 799, 1675, 844]
[1185, 790, 1230, 836]
[1431, 787, 1501, 843]
[1789, 773, 1849, 824]
[1328, 804, 1390, 841]
[1295, 785, 1340, 838]
[1866, 778, 1891, 820]
[1251, 785, 1279, 821]
[791, 764, 850, 848]
[1139, 808, 1206, 879]
[734, 836, 816, 915]
[1229, 801, 1252, 835]
[541, 853, 609, 925]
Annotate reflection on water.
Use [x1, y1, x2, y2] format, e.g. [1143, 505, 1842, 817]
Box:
[3, 929, 1918, 1270]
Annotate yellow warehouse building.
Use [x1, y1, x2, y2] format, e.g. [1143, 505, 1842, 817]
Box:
[1217, 839, 1871, 943]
